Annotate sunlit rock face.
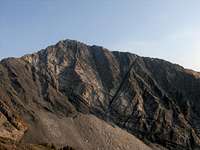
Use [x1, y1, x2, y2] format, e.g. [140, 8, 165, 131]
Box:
[0, 39, 200, 149]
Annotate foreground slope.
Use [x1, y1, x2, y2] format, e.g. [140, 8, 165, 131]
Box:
[0, 39, 200, 149]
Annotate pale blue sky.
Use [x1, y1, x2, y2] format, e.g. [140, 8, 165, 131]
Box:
[1, 0, 200, 71]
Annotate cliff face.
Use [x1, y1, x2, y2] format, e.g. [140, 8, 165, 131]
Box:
[0, 39, 200, 149]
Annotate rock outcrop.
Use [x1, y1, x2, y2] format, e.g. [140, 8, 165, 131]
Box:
[0, 39, 200, 149]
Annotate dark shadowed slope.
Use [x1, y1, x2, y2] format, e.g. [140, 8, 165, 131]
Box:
[0, 39, 200, 150]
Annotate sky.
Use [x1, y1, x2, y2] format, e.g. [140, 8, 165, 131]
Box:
[0, 0, 200, 71]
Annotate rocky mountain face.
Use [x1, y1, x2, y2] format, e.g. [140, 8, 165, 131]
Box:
[0, 39, 200, 149]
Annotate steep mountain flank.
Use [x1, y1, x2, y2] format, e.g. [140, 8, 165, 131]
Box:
[0, 39, 200, 149]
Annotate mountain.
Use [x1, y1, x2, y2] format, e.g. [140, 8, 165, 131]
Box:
[0, 39, 200, 150]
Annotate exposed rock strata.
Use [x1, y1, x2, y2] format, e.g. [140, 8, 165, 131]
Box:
[0, 39, 200, 149]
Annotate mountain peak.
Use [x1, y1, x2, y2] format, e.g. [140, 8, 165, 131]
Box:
[1, 39, 200, 149]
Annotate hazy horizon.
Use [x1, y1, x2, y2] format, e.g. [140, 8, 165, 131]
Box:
[1, 0, 200, 71]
